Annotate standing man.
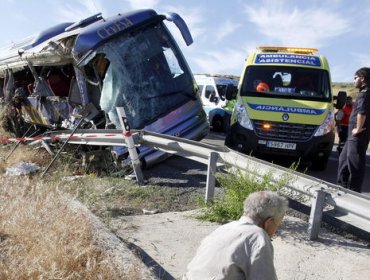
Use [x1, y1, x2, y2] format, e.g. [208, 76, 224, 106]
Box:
[335, 96, 353, 154]
[184, 191, 288, 280]
[337, 67, 370, 192]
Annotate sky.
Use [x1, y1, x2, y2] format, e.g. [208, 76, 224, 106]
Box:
[0, 0, 369, 82]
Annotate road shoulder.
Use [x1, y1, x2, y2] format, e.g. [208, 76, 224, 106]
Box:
[112, 209, 370, 280]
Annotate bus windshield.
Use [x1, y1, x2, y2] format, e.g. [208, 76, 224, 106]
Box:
[240, 66, 331, 102]
[84, 23, 195, 129]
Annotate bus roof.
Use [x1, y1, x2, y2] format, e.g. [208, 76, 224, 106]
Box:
[72, 9, 161, 63]
[0, 9, 162, 72]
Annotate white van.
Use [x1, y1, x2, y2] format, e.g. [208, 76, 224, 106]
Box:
[194, 74, 238, 132]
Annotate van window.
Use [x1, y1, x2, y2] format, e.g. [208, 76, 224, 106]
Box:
[241, 66, 331, 101]
[216, 84, 227, 101]
[205, 85, 216, 99]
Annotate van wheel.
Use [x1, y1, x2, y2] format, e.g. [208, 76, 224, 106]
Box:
[212, 115, 223, 132]
[310, 156, 329, 171]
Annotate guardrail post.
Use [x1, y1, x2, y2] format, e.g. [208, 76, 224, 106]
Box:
[205, 152, 218, 202]
[116, 107, 145, 185]
[308, 189, 326, 240]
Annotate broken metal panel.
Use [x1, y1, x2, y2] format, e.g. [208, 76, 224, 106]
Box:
[31, 22, 74, 49]
[73, 66, 89, 106]
[3, 69, 15, 102]
[32, 78, 55, 97]
[0, 23, 75, 76]
[0, 22, 73, 56]
[21, 96, 74, 126]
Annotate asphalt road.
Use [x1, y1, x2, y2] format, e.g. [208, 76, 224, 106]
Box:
[120, 131, 370, 280]
[144, 131, 370, 202]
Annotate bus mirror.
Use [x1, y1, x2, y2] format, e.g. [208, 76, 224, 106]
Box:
[335, 91, 347, 109]
[226, 84, 237, 100]
[163, 13, 193, 46]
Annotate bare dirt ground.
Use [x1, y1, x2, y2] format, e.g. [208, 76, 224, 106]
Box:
[111, 210, 370, 280]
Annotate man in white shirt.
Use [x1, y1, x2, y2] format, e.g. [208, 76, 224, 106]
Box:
[184, 191, 288, 280]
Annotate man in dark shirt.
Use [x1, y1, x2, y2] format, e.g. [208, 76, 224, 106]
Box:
[337, 67, 370, 192]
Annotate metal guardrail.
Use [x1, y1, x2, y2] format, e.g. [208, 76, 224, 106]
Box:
[46, 126, 370, 240]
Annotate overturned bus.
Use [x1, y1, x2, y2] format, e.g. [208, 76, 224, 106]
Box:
[0, 10, 209, 168]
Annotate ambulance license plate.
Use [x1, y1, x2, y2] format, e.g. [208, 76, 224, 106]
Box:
[266, 141, 296, 150]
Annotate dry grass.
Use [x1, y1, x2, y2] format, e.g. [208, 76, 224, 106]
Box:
[0, 137, 194, 279]
[0, 124, 144, 280]
[0, 176, 141, 280]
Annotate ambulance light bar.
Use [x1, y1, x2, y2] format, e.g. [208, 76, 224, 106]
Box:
[257, 46, 319, 54]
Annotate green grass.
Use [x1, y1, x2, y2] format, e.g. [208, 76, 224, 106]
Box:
[198, 165, 296, 224]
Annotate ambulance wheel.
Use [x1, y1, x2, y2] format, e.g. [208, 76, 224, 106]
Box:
[310, 156, 329, 171]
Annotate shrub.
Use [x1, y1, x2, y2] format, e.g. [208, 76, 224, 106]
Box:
[198, 164, 295, 223]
